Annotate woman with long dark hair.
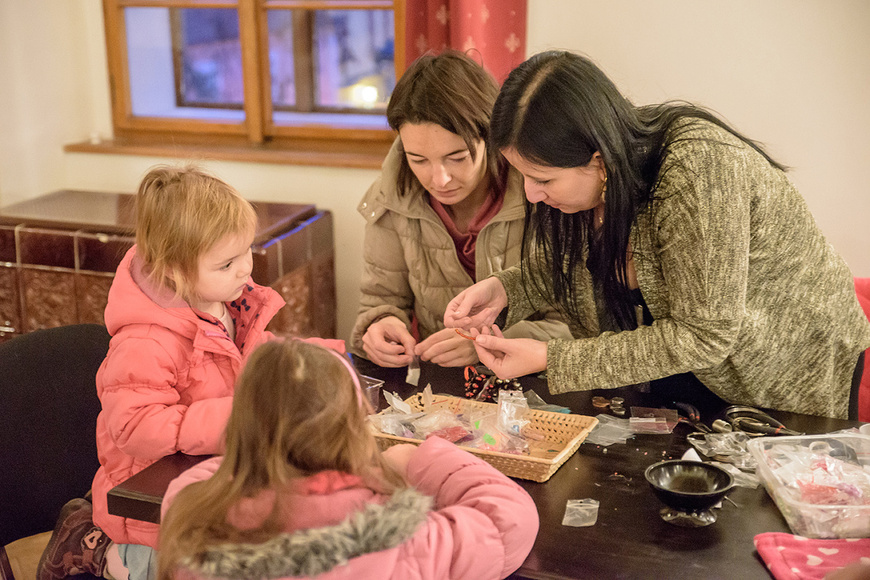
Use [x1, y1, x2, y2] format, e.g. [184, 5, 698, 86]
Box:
[445, 51, 870, 419]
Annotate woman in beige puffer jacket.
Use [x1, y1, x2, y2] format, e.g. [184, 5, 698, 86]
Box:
[350, 52, 570, 368]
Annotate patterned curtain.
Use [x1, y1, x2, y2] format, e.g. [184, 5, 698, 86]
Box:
[404, 0, 527, 83]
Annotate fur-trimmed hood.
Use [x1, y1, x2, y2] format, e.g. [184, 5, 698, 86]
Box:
[183, 488, 432, 579]
[163, 436, 539, 580]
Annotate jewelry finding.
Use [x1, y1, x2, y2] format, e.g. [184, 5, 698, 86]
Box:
[454, 328, 474, 340]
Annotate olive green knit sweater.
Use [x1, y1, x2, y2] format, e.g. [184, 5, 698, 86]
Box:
[496, 120, 870, 419]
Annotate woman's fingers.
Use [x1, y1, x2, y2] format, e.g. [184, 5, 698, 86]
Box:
[447, 307, 502, 333]
[366, 348, 412, 368]
[444, 290, 472, 325]
[472, 335, 548, 379]
[446, 277, 508, 328]
[362, 317, 418, 367]
[473, 332, 508, 353]
[473, 341, 501, 371]
[419, 331, 479, 366]
[445, 283, 490, 324]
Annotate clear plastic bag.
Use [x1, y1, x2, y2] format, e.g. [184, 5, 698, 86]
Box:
[412, 409, 472, 443]
[687, 431, 757, 471]
[498, 390, 530, 437]
[562, 499, 600, 527]
[368, 411, 425, 438]
[465, 410, 530, 455]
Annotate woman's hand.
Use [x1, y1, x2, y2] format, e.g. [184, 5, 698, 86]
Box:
[414, 327, 480, 367]
[362, 316, 417, 368]
[471, 325, 548, 380]
[444, 277, 508, 331]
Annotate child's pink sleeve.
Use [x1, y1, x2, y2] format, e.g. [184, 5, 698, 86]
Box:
[161, 456, 222, 520]
[300, 337, 346, 353]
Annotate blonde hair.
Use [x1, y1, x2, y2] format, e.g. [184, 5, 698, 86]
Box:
[157, 341, 406, 580]
[135, 164, 257, 302]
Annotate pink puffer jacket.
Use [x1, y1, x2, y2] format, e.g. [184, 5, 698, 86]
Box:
[162, 437, 539, 580]
[92, 246, 286, 548]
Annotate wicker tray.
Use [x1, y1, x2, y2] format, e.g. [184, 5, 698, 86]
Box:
[372, 393, 598, 482]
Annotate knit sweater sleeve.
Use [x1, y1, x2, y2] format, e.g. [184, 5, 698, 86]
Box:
[545, 125, 754, 393]
[495, 259, 595, 341]
[492, 266, 538, 324]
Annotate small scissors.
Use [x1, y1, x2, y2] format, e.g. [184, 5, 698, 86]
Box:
[673, 402, 713, 433]
[723, 405, 803, 436]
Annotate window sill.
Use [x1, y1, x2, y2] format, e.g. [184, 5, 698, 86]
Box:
[64, 134, 392, 170]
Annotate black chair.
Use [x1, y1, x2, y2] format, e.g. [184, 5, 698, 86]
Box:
[0, 324, 110, 580]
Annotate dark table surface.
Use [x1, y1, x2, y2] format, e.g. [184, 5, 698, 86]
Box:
[108, 359, 857, 580]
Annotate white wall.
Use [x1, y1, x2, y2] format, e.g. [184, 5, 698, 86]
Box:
[527, 0, 870, 276]
[0, 1, 94, 203]
[1, 0, 868, 341]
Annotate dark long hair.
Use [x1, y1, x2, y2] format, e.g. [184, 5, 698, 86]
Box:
[491, 51, 785, 330]
[387, 50, 507, 195]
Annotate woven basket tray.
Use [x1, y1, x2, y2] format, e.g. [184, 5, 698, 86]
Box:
[372, 393, 598, 482]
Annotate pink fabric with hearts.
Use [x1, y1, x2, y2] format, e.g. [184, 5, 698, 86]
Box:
[755, 532, 870, 579]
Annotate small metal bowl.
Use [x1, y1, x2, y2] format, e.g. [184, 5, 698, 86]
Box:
[644, 460, 734, 513]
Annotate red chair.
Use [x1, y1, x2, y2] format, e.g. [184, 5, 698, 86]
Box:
[855, 278, 870, 422]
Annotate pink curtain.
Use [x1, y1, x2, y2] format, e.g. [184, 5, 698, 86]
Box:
[404, 0, 527, 84]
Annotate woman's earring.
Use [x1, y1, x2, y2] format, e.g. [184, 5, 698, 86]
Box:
[600, 173, 608, 204]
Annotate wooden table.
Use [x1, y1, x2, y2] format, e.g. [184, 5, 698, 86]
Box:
[108, 360, 856, 580]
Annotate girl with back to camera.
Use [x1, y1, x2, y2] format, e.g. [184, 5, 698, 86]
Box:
[445, 50, 870, 419]
[39, 165, 291, 580]
[351, 50, 570, 368]
[158, 339, 538, 580]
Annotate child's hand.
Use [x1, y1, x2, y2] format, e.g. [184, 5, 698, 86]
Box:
[381, 443, 418, 477]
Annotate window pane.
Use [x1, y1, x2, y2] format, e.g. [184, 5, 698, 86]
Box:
[125, 7, 244, 120]
[314, 10, 394, 111]
[268, 11, 296, 108]
[178, 8, 243, 107]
